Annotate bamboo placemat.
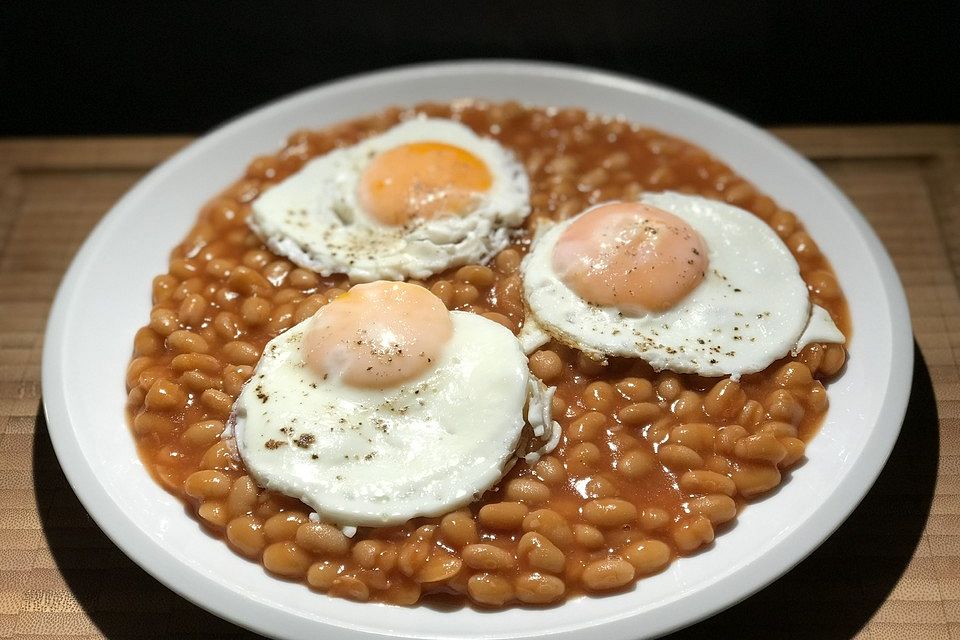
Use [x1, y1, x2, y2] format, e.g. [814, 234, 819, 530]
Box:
[0, 126, 957, 639]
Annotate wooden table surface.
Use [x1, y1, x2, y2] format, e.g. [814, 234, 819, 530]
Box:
[0, 126, 957, 639]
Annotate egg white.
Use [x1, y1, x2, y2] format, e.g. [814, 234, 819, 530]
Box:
[249, 117, 530, 282]
[231, 310, 558, 527]
[522, 192, 844, 378]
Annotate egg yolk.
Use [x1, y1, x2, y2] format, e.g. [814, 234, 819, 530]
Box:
[357, 141, 493, 225]
[303, 281, 452, 389]
[552, 201, 709, 314]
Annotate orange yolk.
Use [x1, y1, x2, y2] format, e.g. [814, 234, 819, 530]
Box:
[358, 141, 493, 225]
[552, 201, 709, 314]
[303, 281, 452, 389]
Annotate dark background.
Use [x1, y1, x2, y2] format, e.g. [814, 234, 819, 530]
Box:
[1, 1, 957, 136]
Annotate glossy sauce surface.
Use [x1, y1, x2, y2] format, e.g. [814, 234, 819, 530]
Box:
[126, 101, 850, 606]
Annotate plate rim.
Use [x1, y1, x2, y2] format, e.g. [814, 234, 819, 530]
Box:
[40, 59, 914, 640]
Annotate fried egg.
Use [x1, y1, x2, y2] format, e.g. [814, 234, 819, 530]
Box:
[230, 281, 558, 527]
[249, 118, 530, 282]
[522, 192, 845, 377]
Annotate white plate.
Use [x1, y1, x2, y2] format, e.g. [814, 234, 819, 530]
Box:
[41, 61, 912, 639]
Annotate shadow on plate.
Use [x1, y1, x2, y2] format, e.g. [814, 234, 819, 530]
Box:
[33, 341, 936, 639]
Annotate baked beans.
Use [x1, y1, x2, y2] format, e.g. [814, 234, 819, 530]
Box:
[127, 100, 850, 606]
